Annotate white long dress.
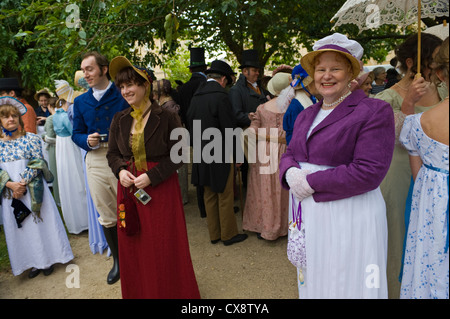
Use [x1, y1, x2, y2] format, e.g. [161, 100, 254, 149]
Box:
[54, 109, 88, 234]
[292, 109, 388, 299]
[399, 113, 449, 299]
[55, 135, 88, 234]
[0, 133, 74, 276]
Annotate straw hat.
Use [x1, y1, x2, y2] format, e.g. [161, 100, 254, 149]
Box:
[267, 72, 292, 96]
[34, 88, 53, 102]
[0, 96, 27, 115]
[74, 70, 90, 90]
[54, 80, 83, 104]
[109, 56, 153, 84]
[300, 33, 363, 80]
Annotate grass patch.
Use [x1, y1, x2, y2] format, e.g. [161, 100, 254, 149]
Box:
[0, 226, 11, 272]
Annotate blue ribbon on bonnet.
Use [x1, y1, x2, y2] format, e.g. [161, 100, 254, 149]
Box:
[291, 64, 316, 104]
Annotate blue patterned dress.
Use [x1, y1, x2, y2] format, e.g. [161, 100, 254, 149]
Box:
[0, 133, 73, 276]
[399, 113, 449, 299]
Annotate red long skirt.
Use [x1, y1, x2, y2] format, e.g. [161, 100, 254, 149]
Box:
[117, 162, 200, 299]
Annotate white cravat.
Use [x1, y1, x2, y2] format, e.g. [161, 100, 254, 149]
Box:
[247, 81, 258, 88]
[92, 81, 112, 101]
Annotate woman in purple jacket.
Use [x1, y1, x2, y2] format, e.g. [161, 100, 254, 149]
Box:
[279, 33, 395, 299]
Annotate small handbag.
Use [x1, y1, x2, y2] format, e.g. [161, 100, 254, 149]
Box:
[11, 198, 32, 228]
[287, 194, 306, 270]
[118, 185, 140, 236]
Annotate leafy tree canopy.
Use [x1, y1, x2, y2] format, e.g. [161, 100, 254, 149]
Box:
[0, 0, 446, 93]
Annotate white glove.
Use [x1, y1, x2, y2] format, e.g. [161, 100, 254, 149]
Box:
[285, 167, 315, 201]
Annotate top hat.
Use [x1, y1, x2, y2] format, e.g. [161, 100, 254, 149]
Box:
[0, 78, 22, 92]
[239, 49, 260, 69]
[300, 33, 363, 80]
[205, 60, 234, 84]
[188, 47, 207, 69]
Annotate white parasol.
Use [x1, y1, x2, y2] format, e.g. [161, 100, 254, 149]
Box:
[423, 20, 449, 40]
[331, 0, 449, 75]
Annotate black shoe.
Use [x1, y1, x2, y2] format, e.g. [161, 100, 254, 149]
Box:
[102, 226, 120, 285]
[210, 239, 220, 244]
[28, 268, 40, 279]
[43, 265, 54, 276]
[223, 234, 248, 246]
[107, 258, 120, 285]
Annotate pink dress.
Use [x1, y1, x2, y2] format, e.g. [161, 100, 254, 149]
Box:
[243, 104, 289, 240]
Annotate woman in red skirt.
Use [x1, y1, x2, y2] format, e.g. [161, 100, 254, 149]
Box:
[106, 56, 200, 299]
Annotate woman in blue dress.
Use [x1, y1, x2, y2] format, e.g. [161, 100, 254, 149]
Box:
[399, 37, 449, 299]
[0, 96, 73, 278]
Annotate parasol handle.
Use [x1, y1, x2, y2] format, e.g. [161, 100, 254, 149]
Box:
[417, 0, 422, 77]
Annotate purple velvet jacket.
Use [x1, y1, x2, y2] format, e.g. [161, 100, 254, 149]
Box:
[279, 89, 395, 202]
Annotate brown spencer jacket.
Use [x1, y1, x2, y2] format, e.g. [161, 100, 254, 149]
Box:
[106, 101, 184, 187]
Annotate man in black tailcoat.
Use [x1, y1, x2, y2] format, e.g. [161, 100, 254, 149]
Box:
[229, 49, 268, 187]
[178, 47, 208, 132]
[178, 47, 208, 218]
[186, 60, 247, 246]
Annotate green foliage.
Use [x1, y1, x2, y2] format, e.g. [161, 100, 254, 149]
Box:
[0, 0, 446, 92]
[161, 46, 192, 87]
[0, 0, 172, 91]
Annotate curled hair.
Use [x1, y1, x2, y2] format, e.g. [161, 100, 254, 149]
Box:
[431, 37, 449, 86]
[55, 98, 67, 109]
[153, 79, 174, 100]
[0, 105, 26, 137]
[395, 33, 442, 79]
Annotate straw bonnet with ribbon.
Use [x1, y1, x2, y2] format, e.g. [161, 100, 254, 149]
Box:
[300, 33, 363, 81]
[109, 56, 154, 172]
[74, 70, 90, 90]
[0, 96, 27, 115]
[276, 64, 316, 112]
[54, 80, 83, 104]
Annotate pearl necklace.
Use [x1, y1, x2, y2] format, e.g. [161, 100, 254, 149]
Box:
[322, 90, 351, 108]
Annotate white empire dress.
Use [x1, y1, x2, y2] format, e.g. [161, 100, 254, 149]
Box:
[290, 108, 388, 299]
[0, 133, 73, 276]
[399, 113, 449, 299]
[54, 109, 88, 235]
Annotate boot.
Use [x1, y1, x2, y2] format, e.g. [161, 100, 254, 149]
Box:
[102, 225, 120, 284]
